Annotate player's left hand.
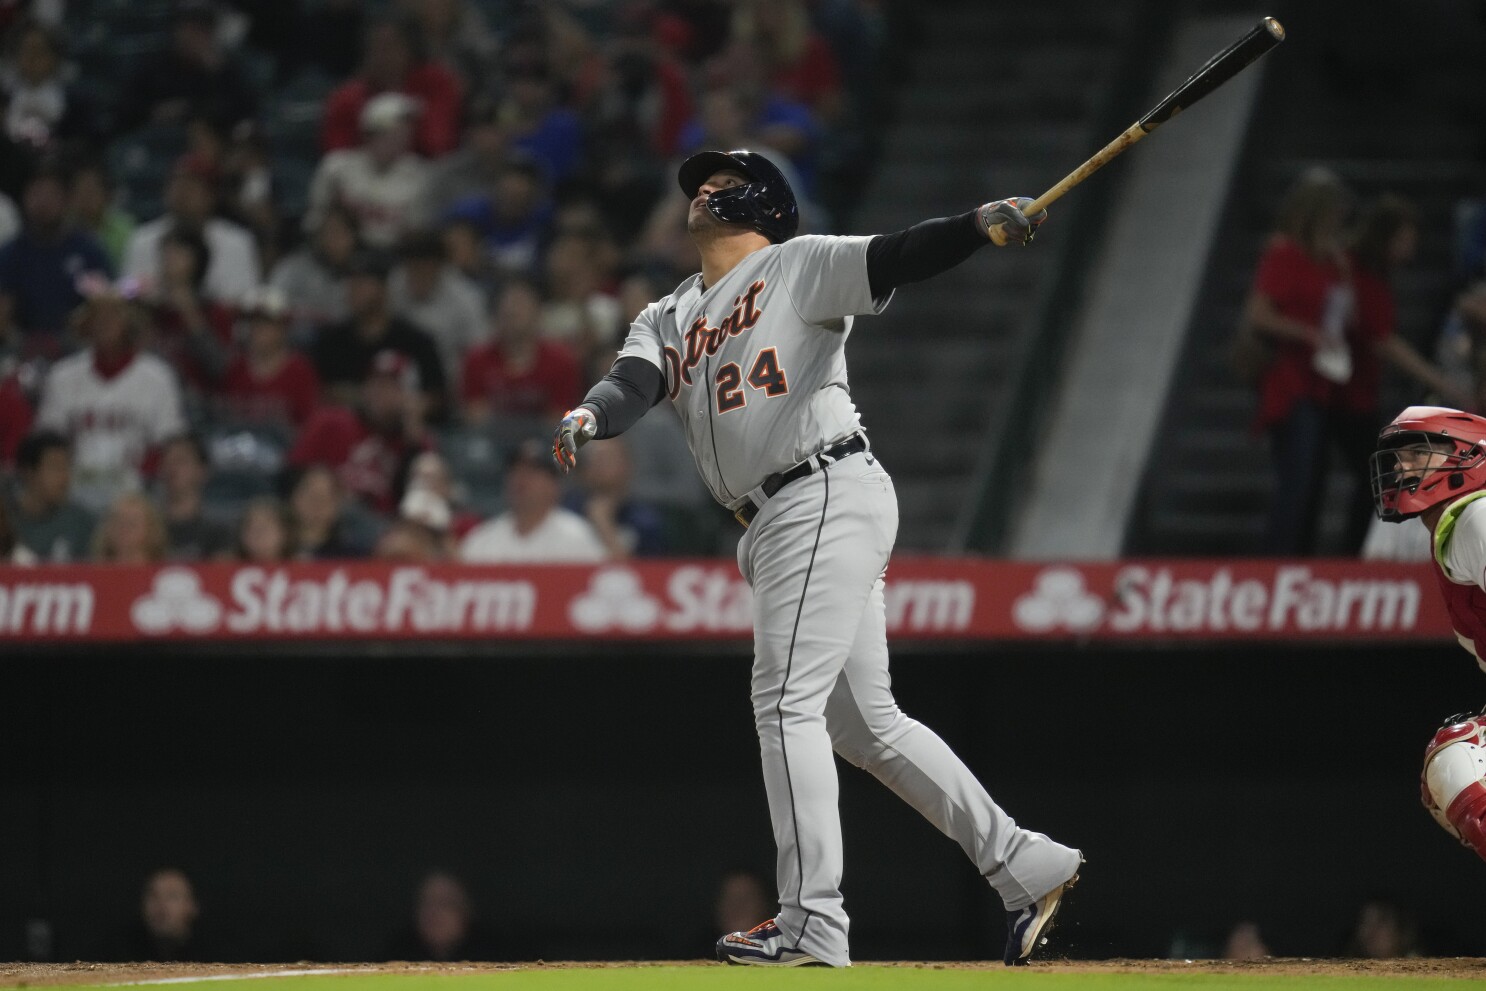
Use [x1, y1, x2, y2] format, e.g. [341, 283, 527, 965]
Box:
[979, 198, 1047, 246]
[552, 407, 598, 474]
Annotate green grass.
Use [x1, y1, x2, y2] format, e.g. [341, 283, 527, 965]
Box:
[61, 968, 1485, 991]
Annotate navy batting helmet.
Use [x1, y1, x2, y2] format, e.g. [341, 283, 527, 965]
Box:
[677, 149, 798, 243]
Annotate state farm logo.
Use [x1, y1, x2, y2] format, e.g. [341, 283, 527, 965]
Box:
[131, 568, 223, 634]
[1013, 568, 1104, 632]
[566, 566, 975, 635]
[0, 578, 94, 635]
[570, 568, 662, 632]
[1010, 565, 1424, 635]
[130, 567, 536, 636]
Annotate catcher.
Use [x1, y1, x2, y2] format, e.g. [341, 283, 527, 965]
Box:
[1371, 405, 1486, 861]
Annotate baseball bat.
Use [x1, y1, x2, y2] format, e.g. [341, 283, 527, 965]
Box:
[990, 16, 1285, 245]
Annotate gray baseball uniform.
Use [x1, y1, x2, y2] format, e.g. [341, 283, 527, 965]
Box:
[612, 233, 1081, 965]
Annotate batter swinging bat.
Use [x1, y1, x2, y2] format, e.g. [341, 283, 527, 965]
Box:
[990, 16, 1286, 245]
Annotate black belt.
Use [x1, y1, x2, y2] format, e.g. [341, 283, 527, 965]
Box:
[734, 433, 868, 527]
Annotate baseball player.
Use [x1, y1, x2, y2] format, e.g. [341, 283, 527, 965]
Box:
[553, 150, 1083, 966]
[1371, 405, 1486, 863]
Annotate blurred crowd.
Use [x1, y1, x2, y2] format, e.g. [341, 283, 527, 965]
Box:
[48, 865, 776, 962]
[46, 868, 1459, 963]
[0, 0, 905, 567]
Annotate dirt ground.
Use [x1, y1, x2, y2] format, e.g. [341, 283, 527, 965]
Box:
[3, 959, 1485, 987]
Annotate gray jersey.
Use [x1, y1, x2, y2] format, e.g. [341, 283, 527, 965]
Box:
[618, 234, 892, 508]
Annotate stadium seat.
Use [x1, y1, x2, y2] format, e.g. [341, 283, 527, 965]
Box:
[203, 423, 292, 511]
[437, 425, 507, 518]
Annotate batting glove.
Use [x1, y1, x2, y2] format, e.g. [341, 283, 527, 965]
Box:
[552, 407, 598, 474]
[978, 197, 1047, 246]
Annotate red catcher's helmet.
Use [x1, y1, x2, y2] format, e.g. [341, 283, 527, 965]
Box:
[1372, 406, 1486, 522]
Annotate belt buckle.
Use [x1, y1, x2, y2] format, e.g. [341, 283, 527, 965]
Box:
[735, 507, 750, 528]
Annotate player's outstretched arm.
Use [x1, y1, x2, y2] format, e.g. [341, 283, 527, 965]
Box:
[864, 199, 1047, 299]
[552, 356, 666, 473]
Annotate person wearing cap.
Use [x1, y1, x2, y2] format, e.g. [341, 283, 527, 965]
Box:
[34, 292, 186, 513]
[311, 247, 447, 416]
[117, 0, 258, 135]
[459, 438, 606, 563]
[288, 348, 431, 515]
[389, 228, 486, 387]
[0, 166, 111, 346]
[321, 14, 463, 159]
[220, 285, 321, 427]
[122, 153, 262, 304]
[307, 91, 432, 251]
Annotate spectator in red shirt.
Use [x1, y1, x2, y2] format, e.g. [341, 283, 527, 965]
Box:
[461, 277, 582, 424]
[220, 286, 321, 427]
[1245, 169, 1355, 554]
[321, 14, 464, 160]
[0, 362, 32, 466]
[289, 349, 430, 515]
[1247, 172, 1468, 554]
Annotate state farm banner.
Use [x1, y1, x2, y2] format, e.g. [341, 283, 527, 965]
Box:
[0, 558, 1455, 645]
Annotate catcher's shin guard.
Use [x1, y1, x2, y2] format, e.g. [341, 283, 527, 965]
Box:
[1422, 712, 1486, 861]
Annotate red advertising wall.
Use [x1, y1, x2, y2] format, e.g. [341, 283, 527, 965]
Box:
[0, 558, 1452, 644]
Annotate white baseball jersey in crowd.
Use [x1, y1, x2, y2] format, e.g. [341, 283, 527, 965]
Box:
[613, 234, 1081, 966]
[36, 349, 186, 513]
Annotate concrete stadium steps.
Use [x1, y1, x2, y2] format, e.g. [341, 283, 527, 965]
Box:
[850, 1, 1141, 549]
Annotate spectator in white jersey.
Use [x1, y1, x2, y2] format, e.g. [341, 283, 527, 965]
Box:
[123, 153, 262, 304]
[5, 430, 94, 562]
[34, 291, 186, 513]
[306, 91, 431, 250]
[459, 438, 606, 563]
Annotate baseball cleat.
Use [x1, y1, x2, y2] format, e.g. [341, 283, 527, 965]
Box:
[1003, 856, 1082, 966]
[715, 919, 827, 967]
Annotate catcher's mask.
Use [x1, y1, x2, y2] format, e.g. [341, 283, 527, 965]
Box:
[677, 149, 798, 244]
[1371, 406, 1486, 522]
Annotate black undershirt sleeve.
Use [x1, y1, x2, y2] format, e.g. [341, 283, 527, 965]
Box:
[865, 210, 989, 300]
[580, 355, 667, 439]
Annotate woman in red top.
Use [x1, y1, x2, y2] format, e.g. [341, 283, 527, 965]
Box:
[1248, 173, 1469, 554]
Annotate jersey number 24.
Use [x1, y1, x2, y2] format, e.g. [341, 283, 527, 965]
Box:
[716, 348, 789, 413]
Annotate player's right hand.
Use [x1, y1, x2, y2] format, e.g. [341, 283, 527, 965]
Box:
[552, 407, 598, 474]
[979, 198, 1047, 246]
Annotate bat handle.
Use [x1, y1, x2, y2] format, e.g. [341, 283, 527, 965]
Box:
[986, 194, 1055, 246]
